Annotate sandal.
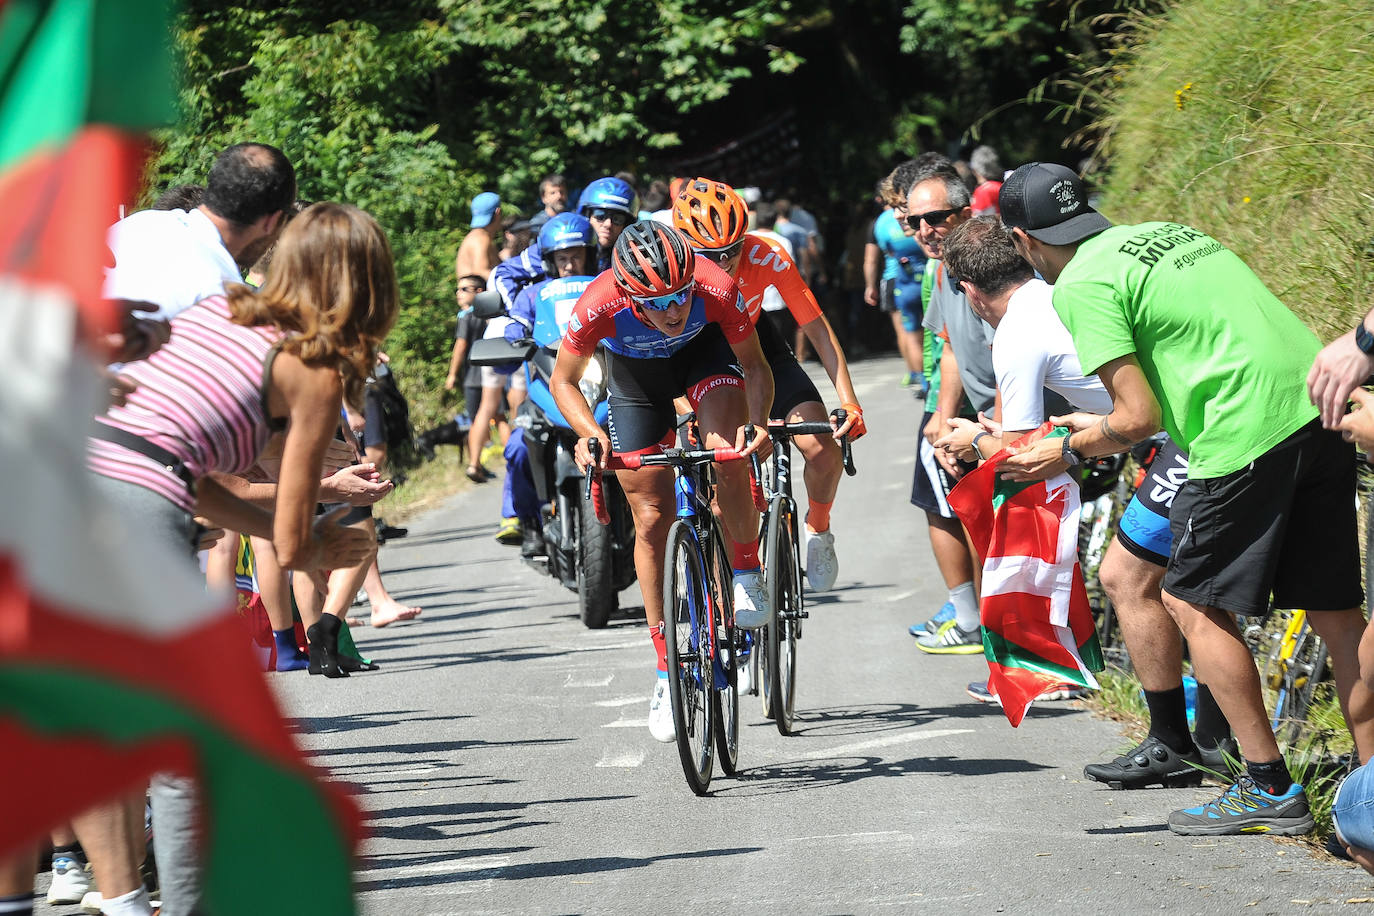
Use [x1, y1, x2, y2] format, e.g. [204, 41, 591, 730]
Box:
[466, 464, 490, 483]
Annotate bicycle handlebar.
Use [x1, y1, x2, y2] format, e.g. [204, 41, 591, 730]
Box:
[585, 436, 766, 524]
[762, 410, 856, 476]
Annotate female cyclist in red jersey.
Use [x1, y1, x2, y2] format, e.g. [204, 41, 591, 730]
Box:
[550, 220, 774, 742]
[673, 178, 864, 592]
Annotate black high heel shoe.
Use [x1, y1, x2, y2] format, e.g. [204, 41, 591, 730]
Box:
[306, 615, 349, 678]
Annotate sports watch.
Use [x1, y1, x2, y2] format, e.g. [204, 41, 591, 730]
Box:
[1356, 321, 1374, 355]
[1061, 434, 1085, 468]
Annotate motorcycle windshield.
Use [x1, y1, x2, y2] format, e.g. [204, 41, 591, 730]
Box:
[532, 274, 596, 348]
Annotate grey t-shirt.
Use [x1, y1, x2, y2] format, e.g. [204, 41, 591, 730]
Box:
[924, 262, 997, 414]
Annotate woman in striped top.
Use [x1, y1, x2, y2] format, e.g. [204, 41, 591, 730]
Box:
[89, 201, 399, 673]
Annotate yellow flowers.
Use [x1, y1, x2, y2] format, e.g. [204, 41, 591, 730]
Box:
[1242, 196, 1251, 203]
[1175, 81, 1194, 110]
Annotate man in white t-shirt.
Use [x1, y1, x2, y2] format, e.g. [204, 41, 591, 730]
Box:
[104, 142, 297, 319]
[933, 216, 1112, 459]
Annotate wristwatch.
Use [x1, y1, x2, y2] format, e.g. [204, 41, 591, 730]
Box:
[1356, 321, 1374, 355]
[972, 431, 991, 459]
[1061, 433, 1085, 468]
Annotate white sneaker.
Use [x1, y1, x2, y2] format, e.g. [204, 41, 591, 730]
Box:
[47, 855, 92, 904]
[733, 569, 770, 630]
[648, 676, 675, 743]
[805, 528, 838, 592]
[736, 651, 753, 694]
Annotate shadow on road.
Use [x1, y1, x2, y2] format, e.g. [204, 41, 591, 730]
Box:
[708, 753, 1054, 798]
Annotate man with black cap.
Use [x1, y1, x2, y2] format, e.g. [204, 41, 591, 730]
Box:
[997, 161, 1372, 837]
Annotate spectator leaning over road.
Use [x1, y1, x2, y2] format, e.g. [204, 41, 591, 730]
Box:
[88, 202, 393, 912]
[456, 191, 501, 280]
[906, 164, 994, 656]
[998, 161, 1373, 837]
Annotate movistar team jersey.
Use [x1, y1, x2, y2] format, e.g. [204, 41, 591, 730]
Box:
[872, 209, 926, 285]
[510, 275, 595, 347]
[562, 256, 752, 360]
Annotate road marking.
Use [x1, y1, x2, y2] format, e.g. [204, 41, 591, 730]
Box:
[802, 727, 974, 759]
[603, 717, 648, 728]
[359, 856, 509, 877]
[886, 588, 917, 603]
[595, 748, 646, 767]
[565, 672, 615, 687]
[594, 695, 646, 707]
[561, 639, 644, 653]
[787, 830, 913, 843]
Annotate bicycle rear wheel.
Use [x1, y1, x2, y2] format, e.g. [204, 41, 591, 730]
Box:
[708, 524, 741, 775]
[663, 520, 714, 795]
[765, 498, 800, 735]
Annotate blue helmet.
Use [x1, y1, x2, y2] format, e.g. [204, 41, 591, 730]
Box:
[538, 212, 596, 277]
[577, 177, 639, 219]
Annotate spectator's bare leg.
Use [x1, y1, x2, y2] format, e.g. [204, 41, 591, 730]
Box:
[1307, 607, 1374, 764]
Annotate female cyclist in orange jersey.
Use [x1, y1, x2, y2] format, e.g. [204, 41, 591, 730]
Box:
[673, 179, 865, 591]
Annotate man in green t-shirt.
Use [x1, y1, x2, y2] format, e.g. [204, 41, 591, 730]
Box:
[997, 162, 1370, 838]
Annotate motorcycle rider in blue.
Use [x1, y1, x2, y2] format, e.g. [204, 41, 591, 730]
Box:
[500, 213, 602, 557]
[491, 176, 638, 310]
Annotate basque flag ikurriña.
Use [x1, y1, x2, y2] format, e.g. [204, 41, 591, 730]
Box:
[946, 424, 1104, 727]
[0, 1, 361, 913]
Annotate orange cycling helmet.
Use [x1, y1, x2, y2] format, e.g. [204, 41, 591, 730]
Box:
[672, 177, 749, 250]
[612, 220, 695, 298]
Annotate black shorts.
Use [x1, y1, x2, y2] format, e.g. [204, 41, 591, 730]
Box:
[363, 388, 387, 450]
[605, 325, 744, 453]
[464, 383, 483, 422]
[1164, 419, 1362, 615]
[1115, 436, 1188, 567]
[909, 410, 971, 519]
[755, 314, 823, 420]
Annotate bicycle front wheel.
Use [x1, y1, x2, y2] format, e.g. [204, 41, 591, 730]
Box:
[663, 520, 714, 795]
[708, 523, 741, 775]
[765, 498, 800, 735]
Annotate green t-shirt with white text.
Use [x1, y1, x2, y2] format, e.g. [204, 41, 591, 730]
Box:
[1052, 222, 1319, 479]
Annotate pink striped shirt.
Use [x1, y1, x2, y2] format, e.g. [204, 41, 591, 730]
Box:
[88, 296, 286, 511]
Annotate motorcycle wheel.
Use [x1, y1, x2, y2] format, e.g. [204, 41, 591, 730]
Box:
[578, 494, 617, 628]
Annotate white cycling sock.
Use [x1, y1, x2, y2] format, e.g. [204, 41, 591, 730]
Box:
[100, 888, 153, 916]
[950, 581, 979, 631]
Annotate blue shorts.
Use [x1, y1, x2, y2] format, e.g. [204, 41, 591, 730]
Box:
[1115, 437, 1187, 567]
[882, 277, 923, 332]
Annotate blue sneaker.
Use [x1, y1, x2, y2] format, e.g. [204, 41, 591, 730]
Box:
[909, 601, 955, 638]
[1167, 776, 1314, 836]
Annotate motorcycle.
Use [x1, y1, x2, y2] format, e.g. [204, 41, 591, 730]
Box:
[467, 287, 637, 628]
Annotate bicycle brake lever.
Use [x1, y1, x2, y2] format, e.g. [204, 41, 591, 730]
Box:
[831, 408, 856, 476]
[583, 437, 601, 501]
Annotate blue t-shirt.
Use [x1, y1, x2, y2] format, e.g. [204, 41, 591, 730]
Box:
[509, 275, 596, 347]
[872, 209, 926, 285]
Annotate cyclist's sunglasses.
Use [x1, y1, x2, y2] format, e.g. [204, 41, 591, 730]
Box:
[586, 208, 631, 226]
[458, 284, 485, 293]
[633, 286, 692, 311]
[906, 207, 960, 232]
[695, 241, 744, 264]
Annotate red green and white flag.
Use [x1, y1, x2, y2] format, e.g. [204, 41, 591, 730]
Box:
[0, 2, 362, 912]
[947, 424, 1104, 727]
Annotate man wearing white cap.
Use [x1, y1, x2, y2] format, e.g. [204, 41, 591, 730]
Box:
[456, 190, 502, 280]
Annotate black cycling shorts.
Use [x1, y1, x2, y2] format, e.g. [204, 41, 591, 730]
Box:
[1115, 436, 1187, 567]
[605, 325, 744, 454]
[1164, 419, 1362, 615]
[754, 315, 823, 420]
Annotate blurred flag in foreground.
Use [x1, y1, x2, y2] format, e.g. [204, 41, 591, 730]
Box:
[947, 424, 1104, 727]
[0, 1, 361, 912]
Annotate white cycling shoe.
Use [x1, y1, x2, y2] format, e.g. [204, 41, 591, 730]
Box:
[805, 528, 838, 592]
[648, 676, 675, 743]
[732, 569, 771, 630]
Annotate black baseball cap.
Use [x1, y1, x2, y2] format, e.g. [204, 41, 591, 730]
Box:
[999, 162, 1111, 245]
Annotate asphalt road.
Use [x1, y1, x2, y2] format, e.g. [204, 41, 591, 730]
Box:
[272, 355, 1374, 916]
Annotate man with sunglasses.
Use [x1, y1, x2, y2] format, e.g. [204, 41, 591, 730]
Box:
[905, 166, 998, 655]
[551, 220, 773, 743]
[491, 175, 638, 311]
[673, 178, 864, 593]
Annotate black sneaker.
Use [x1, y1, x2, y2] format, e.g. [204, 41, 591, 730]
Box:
[520, 526, 546, 559]
[1327, 831, 1354, 861]
[1167, 776, 1314, 836]
[1196, 736, 1241, 775]
[1083, 735, 1205, 789]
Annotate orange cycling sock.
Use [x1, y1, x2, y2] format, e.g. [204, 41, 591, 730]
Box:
[650, 622, 667, 673]
[732, 540, 759, 572]
[806, 499, 833, 534]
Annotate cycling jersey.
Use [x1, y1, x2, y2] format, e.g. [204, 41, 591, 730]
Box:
[562, 256, 752, 359]
[734, 233, 822, 326]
